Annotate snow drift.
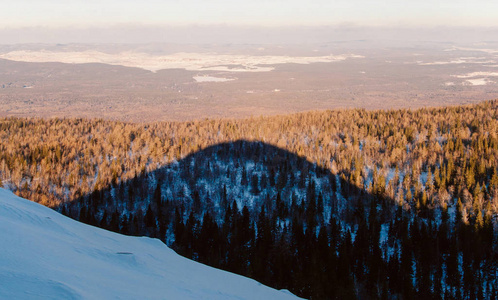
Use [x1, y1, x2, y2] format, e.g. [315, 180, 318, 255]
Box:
[0, 188, 300, 300]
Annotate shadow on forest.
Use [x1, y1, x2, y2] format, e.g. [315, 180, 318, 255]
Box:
[57, 140, 498, 300]
[58, 140, 385, 297]
[61, 140, 378, 228]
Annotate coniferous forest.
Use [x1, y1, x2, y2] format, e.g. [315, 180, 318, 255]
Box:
[1, 101, 498, 299]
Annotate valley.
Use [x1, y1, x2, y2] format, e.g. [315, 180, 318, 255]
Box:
[1, 42, 498, 122]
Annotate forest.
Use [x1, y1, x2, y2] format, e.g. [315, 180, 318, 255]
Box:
[1, 100, 498, 299]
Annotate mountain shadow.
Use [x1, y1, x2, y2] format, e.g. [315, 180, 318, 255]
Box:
[62, 140, 372, 220]
[58, 140, 498, 300]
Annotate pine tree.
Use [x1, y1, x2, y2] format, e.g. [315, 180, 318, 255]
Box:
[174, 208, 184, 247]
[466, 167, 475, 189]
[421, 191, 428, 208]
[434, 166, 441, 189]
[490, 168, 498, 192]
[405, 188, 412, 204]
[250, 174, 260, 195]
[241, 167, 248, 186]
[144, 204, 156, 229]
[109, 210, 120, 233]
[153, 182, 162, 210]
[79, 206, 87, 224]
[475, 209, 483, 231]
[221, 184, 228, 210]
[426, 168, 434, 192]
[192, 190, 201, 214]
[100, 210, 108, 229]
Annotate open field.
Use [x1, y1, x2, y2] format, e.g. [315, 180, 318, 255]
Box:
[1, 42, 498, 122]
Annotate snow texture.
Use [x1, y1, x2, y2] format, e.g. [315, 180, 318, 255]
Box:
[0, 188, 301, 300]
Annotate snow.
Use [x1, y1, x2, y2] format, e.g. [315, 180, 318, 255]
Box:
[452, 71, 498, 78]
[193, 76, 235, 83]
[444, 46, 498, 54]
[418, 58, 498, 66]
[418, 59, 468, 65]
[448, 71, 498, 85]
[0, 188, 301, 300]
[0, 50, 363, 73]
[465, 78, 492, 86]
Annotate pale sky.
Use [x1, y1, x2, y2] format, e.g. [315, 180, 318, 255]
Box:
[2, 0, 498, 28]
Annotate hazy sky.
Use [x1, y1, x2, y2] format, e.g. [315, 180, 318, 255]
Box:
[1, 1, 498, 44]
[2, 0, 498, 28]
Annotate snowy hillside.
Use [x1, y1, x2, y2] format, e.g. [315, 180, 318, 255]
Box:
[0, 188, 300, 300]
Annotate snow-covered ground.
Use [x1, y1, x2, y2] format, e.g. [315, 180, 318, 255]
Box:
[0, 188, 301, 300]
[193, 75, 235, 82]
[464, 78, 493, 86]
[0, 50, 362, 73]
[452, 71, 498, 78]
[449, 71, 498, 86]
[417, 58, 498, 66]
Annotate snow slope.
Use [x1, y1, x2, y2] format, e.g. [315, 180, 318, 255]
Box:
[0, 188, 300, 300]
